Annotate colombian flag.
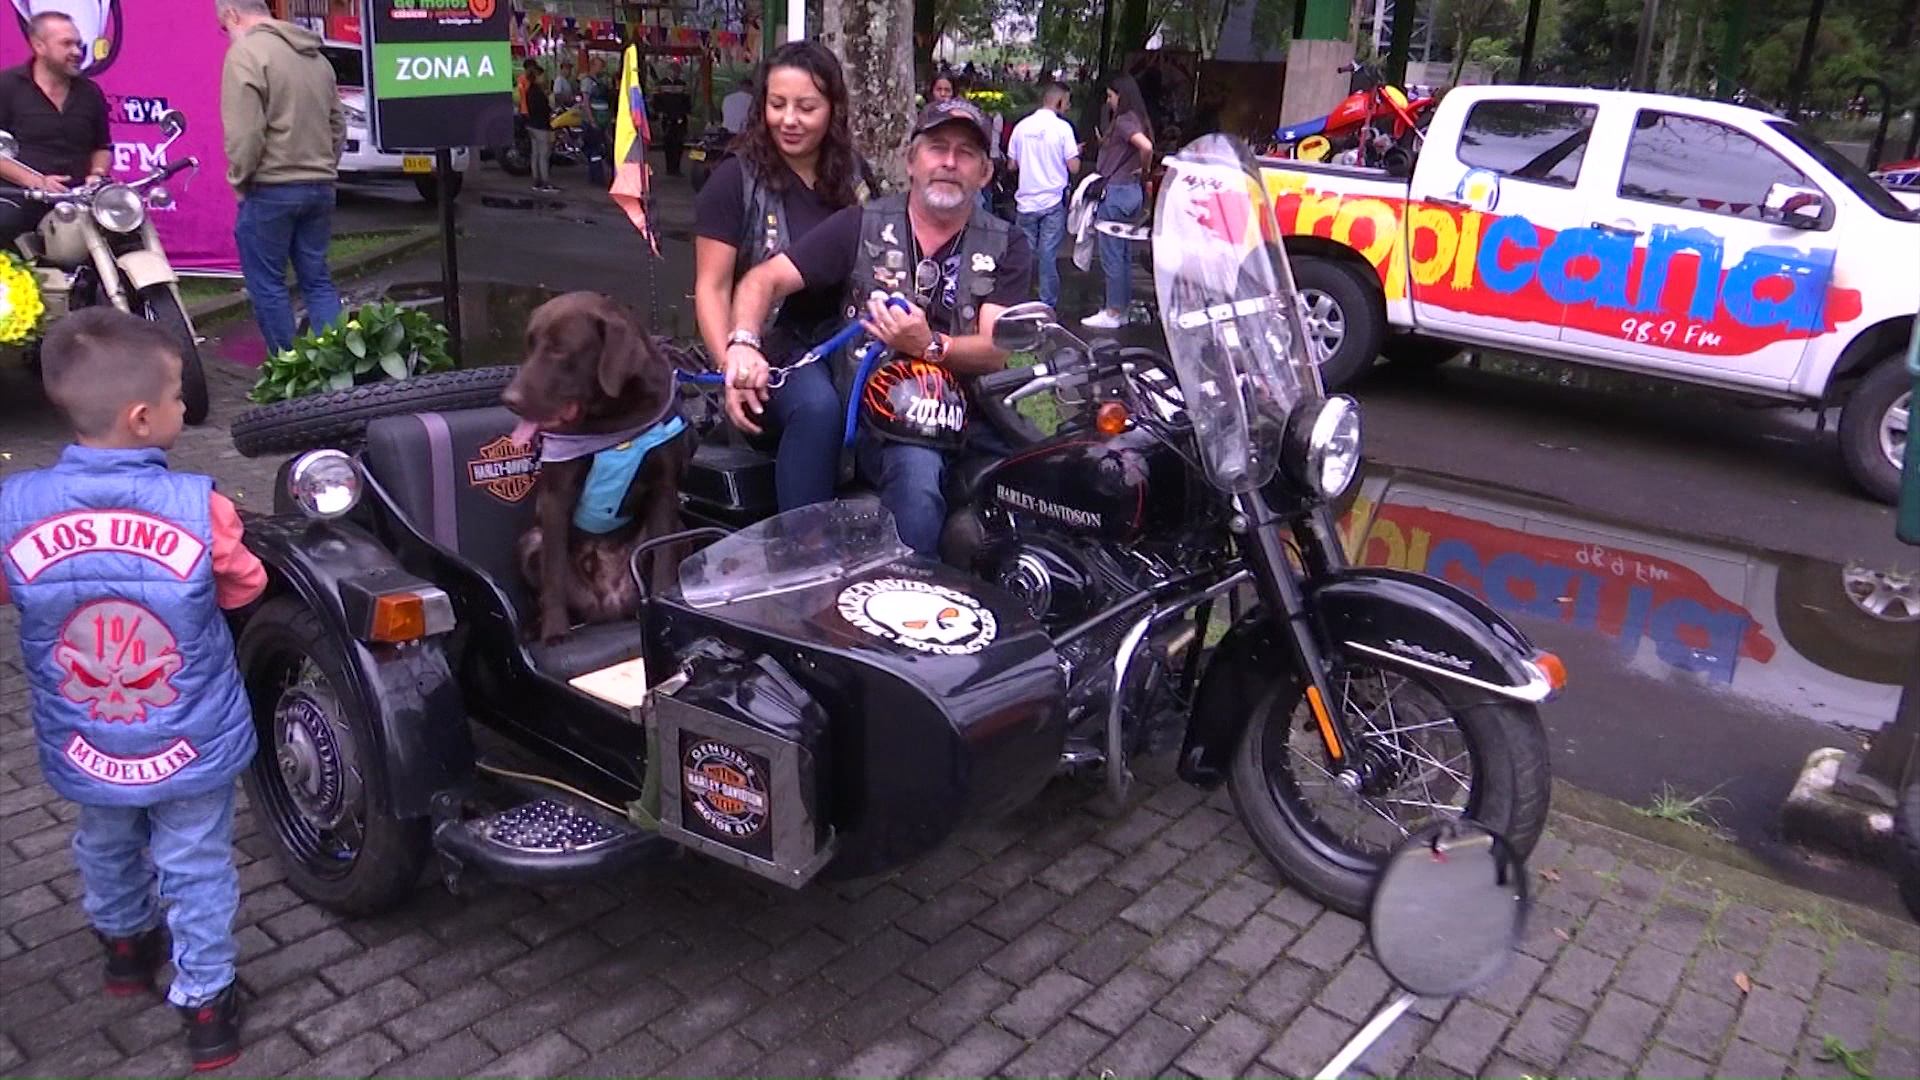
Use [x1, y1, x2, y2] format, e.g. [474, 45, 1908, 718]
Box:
[611, 45, 659, 255]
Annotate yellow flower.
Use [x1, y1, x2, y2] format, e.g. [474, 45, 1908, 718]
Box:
[0, 255, 44, 346]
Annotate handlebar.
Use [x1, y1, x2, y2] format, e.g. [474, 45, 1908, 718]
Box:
[977, 363, 1043, 397]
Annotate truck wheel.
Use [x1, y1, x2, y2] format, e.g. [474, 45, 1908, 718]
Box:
[1293, 258, 1386, 390]
[1838, 357, 1910, 504]
[231, 366, 519, 457]
[414, 173, 464, 203]
[133, 285, 209, 426]
[239, 598, 429, 916]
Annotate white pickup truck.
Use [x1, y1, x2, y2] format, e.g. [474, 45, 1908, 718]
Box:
[1258, 85, 1920, 503]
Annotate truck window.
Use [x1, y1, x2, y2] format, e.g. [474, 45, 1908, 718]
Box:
[1457, 100, 1597, 189]
[1618, 111, 1813, 222]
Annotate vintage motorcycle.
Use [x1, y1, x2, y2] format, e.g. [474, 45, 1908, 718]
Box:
[233, 134, 1558, 919]
[1269, 60, 1433, 175]
[0, 110, 208, 423]
[686, 125, 735, 194]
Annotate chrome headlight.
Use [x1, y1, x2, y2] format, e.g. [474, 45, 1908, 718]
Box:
[89, 183, 145, 233]
[288, 449, 362, 519]
[1284, 396, 1363, 499]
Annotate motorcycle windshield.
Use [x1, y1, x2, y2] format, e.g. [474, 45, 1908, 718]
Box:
[678, 500, 911, 608]
[1152, 134, 1324, 493]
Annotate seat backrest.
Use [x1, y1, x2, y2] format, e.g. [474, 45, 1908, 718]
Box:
[364, 407, 539, 617]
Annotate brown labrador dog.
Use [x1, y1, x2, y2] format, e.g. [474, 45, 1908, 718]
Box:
[502, 292, 692, 642]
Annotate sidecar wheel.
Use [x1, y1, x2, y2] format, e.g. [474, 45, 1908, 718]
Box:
[239, 598, 429, 916]
[231, 365, 519, 457]
[1228, 654, 1550, 918]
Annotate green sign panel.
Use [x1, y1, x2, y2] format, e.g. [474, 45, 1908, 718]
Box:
[363, 0, 513, 151]
[1899, 318, 1919, 545]
[370, 41, 512, 99]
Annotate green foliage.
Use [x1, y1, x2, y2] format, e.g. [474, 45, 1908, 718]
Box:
[249, 301, 453, 404]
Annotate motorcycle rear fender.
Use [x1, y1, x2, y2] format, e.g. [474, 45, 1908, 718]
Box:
[1177, 567, 1554, 790]
[115, 246, 175, 291]
[241, 514, 474, 818]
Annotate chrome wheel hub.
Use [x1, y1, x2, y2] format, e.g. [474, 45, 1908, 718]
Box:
[1880, 390, 1909, 470]
[273, 684, 359, 829]
[1301, 289, 1346, 366]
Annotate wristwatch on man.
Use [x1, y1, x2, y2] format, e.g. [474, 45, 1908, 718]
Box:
[726, 328, 763, 353]
[923, 333, 949, 364]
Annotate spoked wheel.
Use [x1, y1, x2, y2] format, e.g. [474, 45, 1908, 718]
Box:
[238, 598, 428, 915]
[1229, 654, 1551, 917]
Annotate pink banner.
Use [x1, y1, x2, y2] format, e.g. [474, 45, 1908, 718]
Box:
[3, 3, 240, 273]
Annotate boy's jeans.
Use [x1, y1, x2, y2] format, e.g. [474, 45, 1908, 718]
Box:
[73, 786, 239, 1007]
[234, 181, 342, 357]
[1017, 201, 1068, 310]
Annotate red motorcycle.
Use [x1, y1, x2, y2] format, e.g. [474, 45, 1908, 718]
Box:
[1268, 60, 1433, 175]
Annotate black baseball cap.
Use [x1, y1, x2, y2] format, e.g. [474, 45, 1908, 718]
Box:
[913, 98, 992, 148]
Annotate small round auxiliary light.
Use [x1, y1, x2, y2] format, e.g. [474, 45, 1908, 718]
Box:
[288, 449, 362, 519]
[1096, 401, 1131, 435]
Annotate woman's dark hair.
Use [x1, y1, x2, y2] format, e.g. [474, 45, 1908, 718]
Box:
[733, 40, 863, 208]
[1107, 73, 1154, 143]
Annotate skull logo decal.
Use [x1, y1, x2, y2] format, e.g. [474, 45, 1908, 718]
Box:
[54, 599, 183, 722]
[837, 578, 998, 655]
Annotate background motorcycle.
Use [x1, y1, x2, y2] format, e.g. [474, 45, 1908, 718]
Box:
[497, 106, 586, 178]
[0, 109, 208, 424]
[686, 125, 734, 193]
[1269, 60, 1433, 175]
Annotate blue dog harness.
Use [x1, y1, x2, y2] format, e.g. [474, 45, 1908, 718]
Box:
[539, 416, 688, 534]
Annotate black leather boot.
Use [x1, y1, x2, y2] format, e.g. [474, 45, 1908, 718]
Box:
[176, 983, 241, 1071]
[99, 926, 168, 996]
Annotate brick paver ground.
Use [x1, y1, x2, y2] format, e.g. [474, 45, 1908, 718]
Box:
[4, 333, 1919, 1080]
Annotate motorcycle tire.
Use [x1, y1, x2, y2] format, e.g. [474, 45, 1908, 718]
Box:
[1228, 651, 1551, 918]
[499, 145, 532, 177]
[239, 597, 433, 916]
[1290, 257, 1386, 391]
[1896, 773, 1920, 923]
[134, 285, 209, 426]
[689, 161, 710, 193]
[231, 366, 519, 458]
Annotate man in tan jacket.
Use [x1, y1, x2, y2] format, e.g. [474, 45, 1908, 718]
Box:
[217, 0, 345, 356]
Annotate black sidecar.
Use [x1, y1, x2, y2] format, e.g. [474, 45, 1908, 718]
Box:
[237, 405, 1065, 914]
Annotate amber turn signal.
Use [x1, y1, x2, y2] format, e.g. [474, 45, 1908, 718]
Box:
[369, 593, 428, 643]
[1531, 651, 1567, 693]
[1096, 401, 1130, 435]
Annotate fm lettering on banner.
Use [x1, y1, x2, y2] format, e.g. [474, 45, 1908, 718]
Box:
[1, 5, 240, 273]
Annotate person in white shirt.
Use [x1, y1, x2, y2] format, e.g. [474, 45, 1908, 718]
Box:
[720, 77, 754, 134]
[1006, 82, 1080, 310]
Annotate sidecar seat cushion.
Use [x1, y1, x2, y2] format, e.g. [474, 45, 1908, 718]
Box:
[364, 407, 539, 618]
[527, 621, 652, 683]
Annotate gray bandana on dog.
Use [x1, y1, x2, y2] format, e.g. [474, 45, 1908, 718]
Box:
[538, 423, 654, 463]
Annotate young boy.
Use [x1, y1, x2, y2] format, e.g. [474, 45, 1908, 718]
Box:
[0, 308, 266, 1071]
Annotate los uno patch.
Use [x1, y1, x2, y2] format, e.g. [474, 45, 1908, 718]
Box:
[6, 510, 206, 582]
[837, 578, 998, 655]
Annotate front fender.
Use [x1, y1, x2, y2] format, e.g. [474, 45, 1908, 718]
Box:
[1178, 567, 1554, 790]
[114, 246, 177, 291]
[242, 514, 473, 818]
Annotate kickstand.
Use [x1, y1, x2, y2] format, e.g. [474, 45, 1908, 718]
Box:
[1315, 991, 1417, 1079]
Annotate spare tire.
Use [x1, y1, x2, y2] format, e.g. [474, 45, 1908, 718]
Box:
[231, 366, 519, 458]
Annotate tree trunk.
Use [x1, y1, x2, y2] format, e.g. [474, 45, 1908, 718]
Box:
[1682, 8, 1706, 94]
[823, 0, 916, 189]
[914, 0, 936, 89]
[1656, 1, 1681, 91]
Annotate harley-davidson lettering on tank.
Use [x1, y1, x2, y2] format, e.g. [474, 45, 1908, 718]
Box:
[982, 433, 1170, 541]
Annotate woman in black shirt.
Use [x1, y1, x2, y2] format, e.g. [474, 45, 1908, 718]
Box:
[694, 40, 869, 513]
[1082, 75, 1155, 330]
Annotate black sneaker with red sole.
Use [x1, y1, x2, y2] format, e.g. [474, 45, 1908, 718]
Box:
[177, 984, 241, 1071]
[99, 927, 168, 996]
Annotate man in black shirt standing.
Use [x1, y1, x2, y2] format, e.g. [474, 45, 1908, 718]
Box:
[725, 98, 1033, 555]
[654, 61, 692, 177]
[0, 12, 112, 249]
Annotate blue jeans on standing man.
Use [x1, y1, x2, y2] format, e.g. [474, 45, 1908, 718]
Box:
[72, 787, 240, 1007]
[234, 181, 342, 357]
[1096, 181, 1144, 314]
[1017, 200, 1069, 310]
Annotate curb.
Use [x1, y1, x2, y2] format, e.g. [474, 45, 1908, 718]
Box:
[184, 226, 442, 326]
[1548, 779, 1920, 952]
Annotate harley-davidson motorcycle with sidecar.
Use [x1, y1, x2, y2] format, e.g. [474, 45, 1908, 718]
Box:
[232, 134, 1560, 919]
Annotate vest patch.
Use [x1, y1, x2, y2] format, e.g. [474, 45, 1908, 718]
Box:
[6, 510, 207, 582]
[56, 599, 184, 722]
[65, 733, 199, 786]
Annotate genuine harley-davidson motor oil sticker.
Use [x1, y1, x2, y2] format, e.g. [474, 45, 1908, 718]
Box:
[681, 736, 773, 860]
[837, 578, 999, 655]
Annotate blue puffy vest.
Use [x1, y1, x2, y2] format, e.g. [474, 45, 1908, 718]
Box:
[0, 446, 256, 806]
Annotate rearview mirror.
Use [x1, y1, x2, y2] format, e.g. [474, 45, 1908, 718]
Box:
[0, 131, 16, 159]
[1763, 182, 1825, 228]
[992, 301, 1054, 354]
[157, 110, 187, 139]
[1314, 821, 1529, 1080]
